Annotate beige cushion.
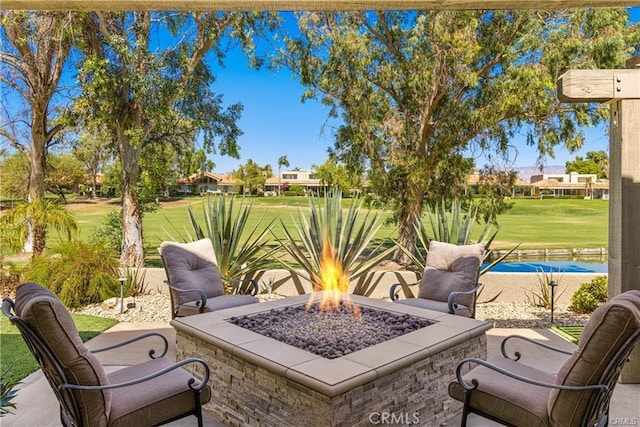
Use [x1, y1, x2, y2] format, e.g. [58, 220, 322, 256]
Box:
[549, 290, 640, 426]
[107, 358, 212, 427]
[15, 282, 111, 427]
[448, 356, 554, 427]
[394, 297, 471, 318]
[159, 238, 224, 305]
[418, 241, 483, 307]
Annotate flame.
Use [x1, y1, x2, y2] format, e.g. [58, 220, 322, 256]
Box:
[307, 234, 360, 315]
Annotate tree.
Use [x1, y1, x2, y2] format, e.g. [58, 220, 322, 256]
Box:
[277, 10, 639, 263]
[0, 197, 77, 258]
[0, 152, 29, 199]
[566, 150, 608, 179]
[77, 11, 273, 267]
[45, 153, 86, 202]
[232, 159, 273, 195]
[277, 154, 290, 195]
[0, 11, 75, 250]
[73, 127, 112, 198]
[312, 156, 355, 195]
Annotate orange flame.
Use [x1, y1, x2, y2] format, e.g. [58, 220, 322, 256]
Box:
[307, 234, 360, 315]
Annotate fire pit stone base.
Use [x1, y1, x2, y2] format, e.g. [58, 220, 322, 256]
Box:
[173, 293, 491, 426]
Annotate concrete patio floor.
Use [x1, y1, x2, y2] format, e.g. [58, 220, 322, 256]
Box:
[5, 323, 639, 426]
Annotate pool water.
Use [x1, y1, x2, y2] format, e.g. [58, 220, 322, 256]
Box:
[484, 260, 608, 273]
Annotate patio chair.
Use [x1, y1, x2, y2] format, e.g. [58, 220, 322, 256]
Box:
[2, 282, 212, 427]
[158, 238, 259, 318]
[449, 289, 640, 427]
[389, 241, 484, 317]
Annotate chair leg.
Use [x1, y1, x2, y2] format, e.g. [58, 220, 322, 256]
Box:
[195, 391, 203, 427]
[461, 390, 472, 427]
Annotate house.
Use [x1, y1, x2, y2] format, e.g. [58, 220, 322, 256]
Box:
[177, 171, 238, 195]
[530, 172, 609, 199]
[264, 170, 327, 194]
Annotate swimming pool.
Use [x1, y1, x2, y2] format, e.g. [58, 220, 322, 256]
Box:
[484, 260, 608, 273]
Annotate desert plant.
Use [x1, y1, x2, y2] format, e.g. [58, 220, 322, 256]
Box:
[399, 199, 518, 275]
[570, 275, 608, 314]
[0, 363, 21, 417]
[23, 240, 120, 308]
[525, 267, 566, 309]
[165, 196, 275, 285]
[0, 197, 78, 258]
[119, 265, 148, 296]
[274, 188, 395, 291]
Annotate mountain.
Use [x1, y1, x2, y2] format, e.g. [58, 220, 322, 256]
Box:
[514, 165, 566, 182]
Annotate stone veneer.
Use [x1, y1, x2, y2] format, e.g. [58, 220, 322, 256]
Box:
[172, 293, 491, 426]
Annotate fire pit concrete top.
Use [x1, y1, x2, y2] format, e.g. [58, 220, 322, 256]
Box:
[171, 292, 492, 397]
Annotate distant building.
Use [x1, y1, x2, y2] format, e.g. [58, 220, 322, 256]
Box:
[530, 172, 609, 199]
[264, 170, 326, 194]
[177, 171, 238, 195]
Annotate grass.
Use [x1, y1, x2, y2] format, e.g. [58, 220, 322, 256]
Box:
[0, 313, 118, 382]
[552, 325, 584, 344]
[67, 196, 608, 249]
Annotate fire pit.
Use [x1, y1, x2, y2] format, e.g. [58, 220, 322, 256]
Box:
[228, 301, 433, 359]
[172, 292, 491, 426]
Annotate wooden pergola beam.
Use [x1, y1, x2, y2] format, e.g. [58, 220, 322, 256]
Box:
[558, 69, 640, 103]
[2, 0, 638, 11]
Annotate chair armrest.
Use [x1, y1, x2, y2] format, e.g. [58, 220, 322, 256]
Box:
[500, 334, 574, 361]
[390, 281, 420, 301]
[447, 282, 483, 314]
[60, 358, 210, 393]
[167, 284, 208, 312]
[224, 278, 259, 296]
[91, 332, 169, 359]
[455, 358, 607, 393]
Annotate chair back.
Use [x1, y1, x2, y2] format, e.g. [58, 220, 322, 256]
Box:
[548, 290, 640, 427]
[418, 241, 483, 309]
[2, 282, 112, 427]
[158, 238, 225, 307]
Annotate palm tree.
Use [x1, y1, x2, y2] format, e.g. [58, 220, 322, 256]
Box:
[0, 197, 78, 258]
[278, 155, 289, 196]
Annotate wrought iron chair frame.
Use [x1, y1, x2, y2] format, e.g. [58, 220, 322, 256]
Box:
[2, 297, 211, 427]
[454, 330, 640, 427]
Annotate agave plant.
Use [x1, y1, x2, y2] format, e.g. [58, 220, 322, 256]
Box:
[400, 199, 519, 276]
[165, 196, 275, 283]
[0, 363, 21, 417]
[275, 188, 395, 290]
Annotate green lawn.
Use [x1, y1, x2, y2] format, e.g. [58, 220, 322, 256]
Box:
[0, 313, 118, 382]
[552, 325, 584, 344]
[67, 196, 608, 253]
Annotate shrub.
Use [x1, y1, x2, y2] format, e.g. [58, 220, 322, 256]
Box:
[525, 268, 566, 309]
[570, 275, 608, 314]
[23, 240, 120, 308]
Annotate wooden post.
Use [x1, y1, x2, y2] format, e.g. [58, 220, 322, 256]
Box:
[558, 56, 640, 383]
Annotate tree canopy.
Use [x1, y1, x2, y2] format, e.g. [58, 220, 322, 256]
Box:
[76, 11, 276, 266]
[276, 9, 639, 261]
[566, 150, 609, 179]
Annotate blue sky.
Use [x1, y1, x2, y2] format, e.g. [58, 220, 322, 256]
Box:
[208, 8, 640, 174]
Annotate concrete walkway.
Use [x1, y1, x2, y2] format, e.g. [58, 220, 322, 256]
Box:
[4, 324, 639, 426]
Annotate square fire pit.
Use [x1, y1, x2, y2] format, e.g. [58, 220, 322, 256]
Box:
[171, 292, 491, 426]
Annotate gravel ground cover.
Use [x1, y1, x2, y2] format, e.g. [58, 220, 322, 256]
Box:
[74, 292, 590, 329]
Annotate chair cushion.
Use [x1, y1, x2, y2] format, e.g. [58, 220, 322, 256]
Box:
[159, 238, 224, 305]
[448, 356, 554, 427]
[107, 357, 212, 427]
[15, 282, 111, 427]
[549, 290, 640, 426]
[394, 297, 471, 318]
[176, 294, 259, 317]
[418, 241, 483, 308]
